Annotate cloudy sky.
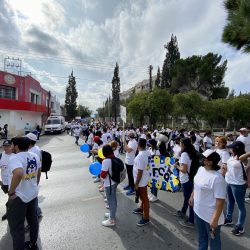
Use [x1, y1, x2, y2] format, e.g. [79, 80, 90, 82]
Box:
[0, 0, 249, 112]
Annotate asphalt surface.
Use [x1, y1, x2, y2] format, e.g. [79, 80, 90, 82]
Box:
[0, 133, 250, 250]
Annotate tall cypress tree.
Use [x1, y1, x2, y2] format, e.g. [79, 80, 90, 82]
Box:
[161, 34, 180, 88]
[111, 62, 120, 122]
[65, 71, 78, 120]
[155, 66, 161, 88]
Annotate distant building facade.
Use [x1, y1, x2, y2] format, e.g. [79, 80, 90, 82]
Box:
[120, 76, 156, 101]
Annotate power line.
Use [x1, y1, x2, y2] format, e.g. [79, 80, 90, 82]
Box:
[0, 46, 148, 71]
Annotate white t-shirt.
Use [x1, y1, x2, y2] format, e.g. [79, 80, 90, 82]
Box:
[125, 139, 138, 165]
[173, 144, 181, 159]
[73, 126, 82, 136]
[194, 167, 227, 225]
[225, 156, 246, 185]
[179, 152, 191, 184]
[8, 152, 41, 203]
[140, 134, 147, 139]
[133, 150, 150, 187]
[29, 145, 41, 160]
[101, 133, 112, 145]
[101, 158, 116, 187]
[216, 148, 230, 167]
[236, 134, 250, 152]
[0, 152, 15, 185]
[203, 136, 213, 149]
[195, 133, 202, 144]
[87, 133, 94, 145]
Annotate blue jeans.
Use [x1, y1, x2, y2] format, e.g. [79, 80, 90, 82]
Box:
[226, 184, 246, 228]
[150, 187, 158, 197]
[181, 180, 194, 223]
[105, 183, 118, 220]
[194, 213, 221, 250]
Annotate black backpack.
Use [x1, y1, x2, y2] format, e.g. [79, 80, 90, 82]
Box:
[108, 157, 126, 184]
[41, 150, 52, 179]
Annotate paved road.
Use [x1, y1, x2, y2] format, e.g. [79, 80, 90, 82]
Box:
[0, 133, 249, 250]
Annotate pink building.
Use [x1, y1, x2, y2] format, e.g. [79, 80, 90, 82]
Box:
[0, 71, 51, 135]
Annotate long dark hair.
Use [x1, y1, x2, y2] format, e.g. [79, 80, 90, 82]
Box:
[181, 137, 197, 160]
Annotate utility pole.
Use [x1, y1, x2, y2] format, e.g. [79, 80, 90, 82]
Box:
[149, 65, 153, 92]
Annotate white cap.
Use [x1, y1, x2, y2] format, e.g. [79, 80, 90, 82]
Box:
[202, 149, 215, 158]
[25, 133, 37, 142]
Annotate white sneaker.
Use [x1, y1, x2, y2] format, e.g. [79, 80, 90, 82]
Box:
[104, 213, 110, 218]
[93, 177, 101, 183]
[104, 198, 108, 203]
[106, 204, 110, 209]
[149, 195, 159, 202]
[102, 218, 115, 227]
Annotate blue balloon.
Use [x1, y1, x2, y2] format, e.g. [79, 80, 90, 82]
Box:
[89, 162, 102, 175]
[80, 143, 89, 153]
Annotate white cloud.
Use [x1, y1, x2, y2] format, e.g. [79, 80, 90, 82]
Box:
[1, 0, 249, 112]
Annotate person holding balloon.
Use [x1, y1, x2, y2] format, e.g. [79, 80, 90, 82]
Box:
[89, 136, 104, 183]
[100, 145, 119, 227]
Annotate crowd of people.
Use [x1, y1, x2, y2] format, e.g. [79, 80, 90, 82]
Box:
[68, 121, 250, 250]
[0, 120, 249, 250]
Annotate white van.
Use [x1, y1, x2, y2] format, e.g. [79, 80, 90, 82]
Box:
[44, 115, 66, 134]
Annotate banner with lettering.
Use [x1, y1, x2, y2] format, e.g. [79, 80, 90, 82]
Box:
[147, 155, 180, 192]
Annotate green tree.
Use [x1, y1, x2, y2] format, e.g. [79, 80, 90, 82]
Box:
[201, 99, 232, 129]
[65, 71, 78, 120]
[96, 107, 105, 120]
[111, 62, 120, 122]
[155, 66, 161, 88]
[230, 94, 250, 127]
[148, 88, 173, 128]
[127, 92, 149, 126]
[222, 0, 250, 52]
[171, 53, 228, 99]
[78, 105, 92, 118]
[173, 91, 204, 128]
[161, 34, 180, 88]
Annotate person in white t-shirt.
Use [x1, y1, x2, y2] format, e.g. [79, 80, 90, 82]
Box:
[101, 127, 112, 145]
[124, 132, 138, 195]
[7, 137, 41, 250]
[203, 131, 213, 150]
[100, 145, 118, 227]
[236, 128, 250, 152]
[189, 150, 227, 250]
[174, 137, 196, 228]
[223, 141, 247, 236]
[132, 138, 151, 226]
[73, 124, 82, 145]
[87, 128, 94, 158]
[0, 140, 15, 221]
[214, 136, 230, 172]
[25, 133, 43, 219]
[172, 137, 182, 159]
